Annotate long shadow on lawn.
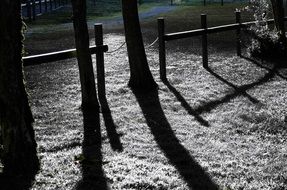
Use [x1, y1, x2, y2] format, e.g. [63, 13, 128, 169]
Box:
[133, 89, 218, 190]
[74, 108, 109, 190]
[163, 80, 210, 127]
[99, 96, 123, 152]
[242, 56, 287, 80]
[205, 67, 260, 104]
[0, 172, 37, 190]
[0, 142, 39, 190]
[194, 66, 276, 114]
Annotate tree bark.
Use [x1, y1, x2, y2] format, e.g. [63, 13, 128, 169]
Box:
[71, 0, 99, 110]
[122, 0, 157, 91]
[0, 0, 39, 176]
[271, 0, 287, 47]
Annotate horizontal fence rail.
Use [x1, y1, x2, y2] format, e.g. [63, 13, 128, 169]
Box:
[23, 23, 108, 103]
[164, 17, 287, 42]
[23, 45, 108, 66]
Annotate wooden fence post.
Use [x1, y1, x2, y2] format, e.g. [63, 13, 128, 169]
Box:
[236, 11, 241, 57]
[27, 0, 32, 22]
[39, 0, 42, 14]
[94, 24, 106, 102]
[201, 14, 208, 68]
[158, 17, 167, 82]
[221, 0, 224, 6]
[44, 0, 47, 12]
[49, 0, 53, 11]
[32, 0, 36, 20]
[54, 0, 57, 9]
[203, 0, 206, 6]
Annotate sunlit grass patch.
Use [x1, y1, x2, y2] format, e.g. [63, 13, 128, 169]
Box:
[23, 33, 287, 189]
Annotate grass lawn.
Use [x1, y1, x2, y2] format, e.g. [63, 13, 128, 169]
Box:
[18, 2, 287, 190]
[24, 33, 287, 189]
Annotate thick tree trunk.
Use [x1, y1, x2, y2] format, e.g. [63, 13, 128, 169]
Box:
[71, 0, 99, 110]
[122, 0, 157, 91]
[271, 0, 287, 47]
[0, 0, 39, 176]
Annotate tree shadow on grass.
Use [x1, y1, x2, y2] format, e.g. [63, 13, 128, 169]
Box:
[163, 80, 210, 127]
[133, 89, 219, 190]
[194, 67, 276, 114]
[99, 96, 123, 152]
[74, 108, 110, 190]
[0, 139, 39, 190]
[0, 172, 37, 190]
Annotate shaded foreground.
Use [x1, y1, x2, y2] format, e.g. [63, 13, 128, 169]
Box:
[24, 34, 287, 189]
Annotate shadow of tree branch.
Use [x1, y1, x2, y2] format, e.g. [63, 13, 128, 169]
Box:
[133, 89, 218, 190]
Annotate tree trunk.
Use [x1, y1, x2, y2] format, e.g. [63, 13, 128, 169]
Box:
[71, 0, 99, 110]
[0, 0, 39, 176]
[271, 0, 287, 47]
[122, 0, 157, 91]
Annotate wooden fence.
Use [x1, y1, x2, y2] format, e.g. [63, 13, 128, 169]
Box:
[23, 23, 108, 97]
[22, 0, 69, 21]
[158, 12, 287, 81]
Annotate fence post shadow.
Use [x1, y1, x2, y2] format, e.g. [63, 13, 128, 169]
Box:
[99, 96, 123, 152]
[132, 89, 218, 190]
[194, 66, 276, 114]
[162, 80, 210, 127]
[94, 23, 122, 152]
[241, 55, 271, 70]
[205, 66, 260, 104]
[74, 108, 110, 190]
[242, 55, 287, 80]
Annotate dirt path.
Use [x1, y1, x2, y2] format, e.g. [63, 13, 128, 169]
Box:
[87, 5, 176, 28]
[24, 5, 177, 54]
[27, 5, 176, 34]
